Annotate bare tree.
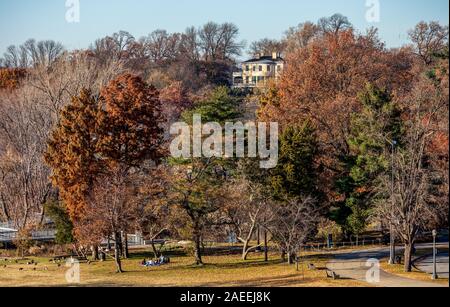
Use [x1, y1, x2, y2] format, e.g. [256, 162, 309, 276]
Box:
[248, 38, 286, 57]
[318, 14, 353, 36]
[91, 31, 135, 63]
[180, 27, 200, 62]
[198, 22, 245, 62]
[283, 21, 320, 53]
[28, 51, 125, 119]
[142, 30, 181, 64]
[2, 39, 64, 68]
[0, 88, 52, 229]
[269, 196, 318, 264]
[224, 179, 272, 260]
[84, 167, 140, 273]
[376, 77, 448, 272]
[408, 21, 449, 65]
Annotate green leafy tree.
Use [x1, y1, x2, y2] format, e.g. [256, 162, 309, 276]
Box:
[168, 86, 242, 265]
[182, 86, 241, 124]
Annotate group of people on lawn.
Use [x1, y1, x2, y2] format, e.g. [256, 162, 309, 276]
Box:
[141, 255, 170, 267]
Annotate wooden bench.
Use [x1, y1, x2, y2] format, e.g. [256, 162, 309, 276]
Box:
[326, 270, 340, 280]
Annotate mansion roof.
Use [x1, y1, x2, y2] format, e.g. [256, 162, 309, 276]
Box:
[242, 55, 285, 64]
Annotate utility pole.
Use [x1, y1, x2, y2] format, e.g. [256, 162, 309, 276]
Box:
[432, 230, 438, 280]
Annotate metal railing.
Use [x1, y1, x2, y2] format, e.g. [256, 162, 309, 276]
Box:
[0, 229, 56, 243]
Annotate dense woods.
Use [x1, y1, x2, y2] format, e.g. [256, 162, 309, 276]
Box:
[0, 16, 448, 274]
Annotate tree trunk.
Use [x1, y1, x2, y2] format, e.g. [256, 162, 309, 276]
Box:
[281, 250, 286, 262]
[100, 251, 106, 262]
[122, 232, 129, 259]
[288, 252, 296, 265]
[242, 239, 250, 260]
[404, 242, 414, 272]
[192, 224, 203, 265]
[151, 241, 160, 258]
[116, 233, 123, 257]
[264, 230, 268, 262]
[256, 226, 261, 251]
[114, 232, 123, 273]
[91, 245, 99, 261]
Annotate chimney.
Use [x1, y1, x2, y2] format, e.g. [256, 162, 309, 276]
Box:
[272, 52, 278, 60]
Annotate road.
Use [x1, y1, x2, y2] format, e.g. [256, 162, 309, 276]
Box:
[326, 243, 449, 287]
[415, 252, 449, 279]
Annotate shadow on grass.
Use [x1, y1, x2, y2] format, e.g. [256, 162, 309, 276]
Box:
[23, 274, 317, 288]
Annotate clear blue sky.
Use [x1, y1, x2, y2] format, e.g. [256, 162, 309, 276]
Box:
[0, 0, 448, 55]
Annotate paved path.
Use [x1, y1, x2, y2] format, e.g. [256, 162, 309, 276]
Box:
[415, 252, 449, 279]
[326, 243, 449, 287]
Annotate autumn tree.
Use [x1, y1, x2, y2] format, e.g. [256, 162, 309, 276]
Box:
[283, 21, 320, 54]
[46, 74, 165, 266]
[159, 81, 193, 129]
[97, 74, 165, 168]
[45, 89, 102, 221]
[0, 68, 27, 91]
[84, 167, 141, 273]
[259, 28, 414, 220]
[96, 74, 165, 260]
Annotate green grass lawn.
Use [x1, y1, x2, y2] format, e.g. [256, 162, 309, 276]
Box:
[0, 248, 368, 287]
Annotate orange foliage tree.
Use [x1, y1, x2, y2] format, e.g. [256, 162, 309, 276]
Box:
[0, 68, 27, 91]
[258, 29, 414, 208]
[45, 74, 166, 265]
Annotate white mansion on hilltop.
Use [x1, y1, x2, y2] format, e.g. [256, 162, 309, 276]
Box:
[232, 52, 285, 88]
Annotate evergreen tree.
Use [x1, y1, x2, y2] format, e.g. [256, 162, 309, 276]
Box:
[270, 121, 319, 199]
[334, 84, 402, 236]
[168, 86, 242, 265]
[182, 86, 241, 124]
[44, 200, 74, 245]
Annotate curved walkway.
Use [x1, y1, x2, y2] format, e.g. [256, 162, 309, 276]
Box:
[415, 252, 449, 279]
[326, 244, 449, 287]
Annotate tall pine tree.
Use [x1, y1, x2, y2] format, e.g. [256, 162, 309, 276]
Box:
[334, 84, 402, 236]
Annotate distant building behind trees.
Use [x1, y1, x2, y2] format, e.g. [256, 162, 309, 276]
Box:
[232, 52, 285, 88]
